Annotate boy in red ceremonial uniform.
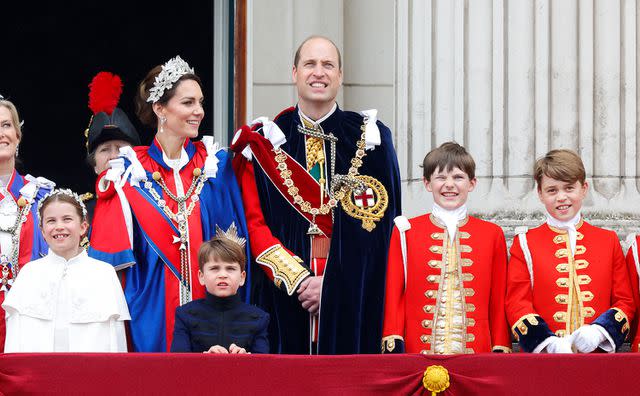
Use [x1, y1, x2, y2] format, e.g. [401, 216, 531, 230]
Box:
[382, 142, 512, 354]
[624, 229, 640, 351]
[507, 149, 634, 353]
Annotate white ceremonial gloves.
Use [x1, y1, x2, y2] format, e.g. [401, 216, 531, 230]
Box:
[570, 324, 613, 353]
[543, 336, 574, 354]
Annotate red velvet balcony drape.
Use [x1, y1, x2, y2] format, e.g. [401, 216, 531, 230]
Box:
[0, 353, 635, 395]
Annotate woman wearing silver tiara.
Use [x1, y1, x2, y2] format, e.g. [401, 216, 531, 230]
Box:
[0, 96, 55, 352]
[3, 189, 130, 352]
[88, 56, 251, 352]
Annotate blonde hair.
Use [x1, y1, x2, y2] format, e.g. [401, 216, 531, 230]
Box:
[534, 149, 586, 189]
[0, 98, 23, 141]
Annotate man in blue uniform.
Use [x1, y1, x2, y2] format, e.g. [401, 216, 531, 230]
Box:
[232, 36, 401, 354]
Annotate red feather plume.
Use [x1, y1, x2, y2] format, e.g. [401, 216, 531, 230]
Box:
[88, 71, 123, 116]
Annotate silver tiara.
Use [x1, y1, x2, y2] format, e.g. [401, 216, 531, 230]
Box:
[37, 188, 88, 220]
[146, 55, 195, 103]
[215, 222, 247, 248]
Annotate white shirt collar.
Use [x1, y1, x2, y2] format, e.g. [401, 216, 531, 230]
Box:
[162, 147, 189, 171]
[298, 103, 338, 126]
[432, 203, 468, 240]
[47, 249, 88, 264]
[546, 211, 582, 255]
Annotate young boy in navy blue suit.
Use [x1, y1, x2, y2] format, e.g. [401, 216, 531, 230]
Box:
[170, 230, 269, 353]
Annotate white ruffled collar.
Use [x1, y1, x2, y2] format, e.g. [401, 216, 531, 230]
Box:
[432, 203, 468, 240]
[546, 211, 582, 254]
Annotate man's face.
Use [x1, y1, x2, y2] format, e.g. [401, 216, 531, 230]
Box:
[292, 38, 343, 112]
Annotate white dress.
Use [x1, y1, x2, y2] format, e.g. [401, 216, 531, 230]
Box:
[2, 250, 130, 352]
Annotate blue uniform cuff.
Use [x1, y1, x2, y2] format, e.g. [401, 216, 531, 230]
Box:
[592, 308, 630, 349]
[381, 336, 405, 353]
[512, 314, 555, 352]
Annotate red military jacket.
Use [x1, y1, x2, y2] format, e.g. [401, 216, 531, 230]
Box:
[507, 220, 634, 350]
[624, 235, 640, 352]
[382, 214, 511, 354]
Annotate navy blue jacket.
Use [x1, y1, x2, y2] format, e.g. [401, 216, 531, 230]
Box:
[170, 292, 269, 353]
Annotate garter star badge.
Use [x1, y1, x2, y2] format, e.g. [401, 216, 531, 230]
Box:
[340, 175, 388, 231]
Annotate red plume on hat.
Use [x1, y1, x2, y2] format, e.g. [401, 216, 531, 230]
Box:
[88, 71, 123, 116]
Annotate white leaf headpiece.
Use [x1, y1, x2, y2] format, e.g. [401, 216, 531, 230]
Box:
[146, 55, 195, 103]
[38, 188, 88, 221]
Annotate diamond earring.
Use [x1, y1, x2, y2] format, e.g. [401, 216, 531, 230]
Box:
[159, 116, 166, 134]
[15, 144, 19, 158]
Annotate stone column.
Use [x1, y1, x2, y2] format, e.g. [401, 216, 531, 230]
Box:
[395, 0, 640, 240]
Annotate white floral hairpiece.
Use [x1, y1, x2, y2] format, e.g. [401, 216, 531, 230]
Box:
[146, 55, 195, 103]
[38, 188, 88, 221]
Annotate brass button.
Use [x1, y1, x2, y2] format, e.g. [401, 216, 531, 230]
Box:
[553, 311, 566, 322]
[420, 334, 429, 343]
[555, 294, 568, 304]
[424, 305, 433, 313]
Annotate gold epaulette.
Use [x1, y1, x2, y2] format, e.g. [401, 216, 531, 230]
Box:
[381, 335, 404, 353]
[79, 192, 94, 202]
[256, 245, 310, 296]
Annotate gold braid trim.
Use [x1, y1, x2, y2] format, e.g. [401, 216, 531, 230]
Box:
[491, 345, 513, 353]
[256, 245, 310, 296]
[381, 335, 404, 353]
[612, 307, 631, 335]
[511, 313, 540, 339]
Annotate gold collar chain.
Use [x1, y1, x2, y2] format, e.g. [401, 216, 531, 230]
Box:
[143, 168, 207, 305]
[274, 122, 368, 217]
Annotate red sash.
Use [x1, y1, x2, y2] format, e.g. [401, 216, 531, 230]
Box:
[232, 126, 333, 237]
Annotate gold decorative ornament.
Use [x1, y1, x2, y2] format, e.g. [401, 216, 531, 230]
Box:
[79, 192, 94, 202]
[422, 365, 450, 396]
[339, 175, 388, 231]
[143, 169, 207, 305]
[255, 245, 310, 296]
[275, 118, 388, 233]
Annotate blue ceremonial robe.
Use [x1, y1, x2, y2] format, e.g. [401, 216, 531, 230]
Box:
[245, 106, 401, 354]
[89, 139, 250, 352]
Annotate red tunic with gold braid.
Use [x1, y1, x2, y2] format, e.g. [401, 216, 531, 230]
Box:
[382, 214, 512, 354]
[624, 235, 640, 352]
[507, 220, 635, 352]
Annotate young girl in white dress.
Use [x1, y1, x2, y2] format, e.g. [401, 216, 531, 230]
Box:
[2, 189, 130, 352]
